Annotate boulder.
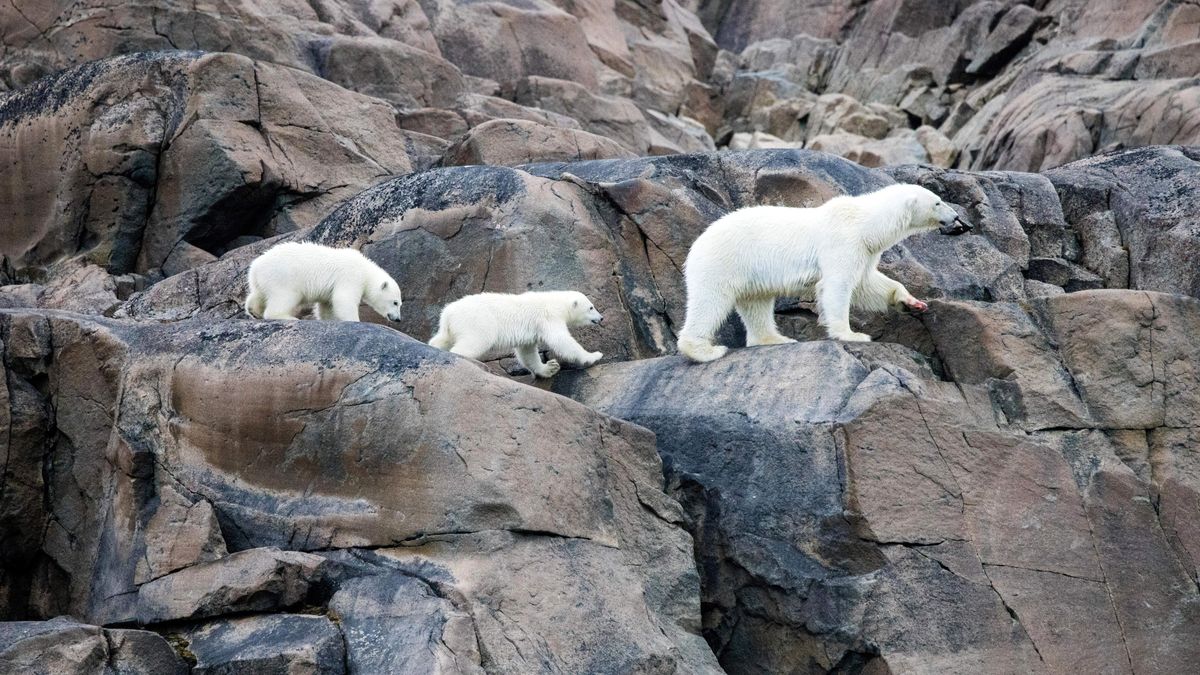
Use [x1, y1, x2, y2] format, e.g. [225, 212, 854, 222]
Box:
[135, 548, 327, 624]
[0, 618, 187, 674]
[0, 52, 426, 280]
[180, 614, 346, 675]
[442, 119, 635, 167]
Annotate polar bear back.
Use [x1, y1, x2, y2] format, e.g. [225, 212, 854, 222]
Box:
[248, 241, 388, 301]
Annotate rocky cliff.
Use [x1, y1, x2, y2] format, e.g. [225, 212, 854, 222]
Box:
[2, 1, 1198, 674]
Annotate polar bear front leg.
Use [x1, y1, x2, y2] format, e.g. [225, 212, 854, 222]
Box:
[543, 324, 602, 367]
[516, 344, 561, 378]
[818, 274, 870, 342]
[862, 270, 926, 313]
[328, 289, 362, 322]
[736, 298, 796, 347]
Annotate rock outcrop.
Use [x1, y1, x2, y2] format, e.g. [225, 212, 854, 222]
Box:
[3, 1, 1200, 672]
[6, 145, 1197, 671]
[0, 309, 719, 673]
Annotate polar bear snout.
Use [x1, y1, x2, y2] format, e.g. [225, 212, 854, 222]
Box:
[939, 215, 973, 236]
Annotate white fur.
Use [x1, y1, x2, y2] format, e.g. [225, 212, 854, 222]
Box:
[429, 291, 604, 378]
[244, 242, 403, 322]
[677, 184, 961, 362]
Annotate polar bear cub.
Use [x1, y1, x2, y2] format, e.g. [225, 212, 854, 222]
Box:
[678, 184, 972, 362]
[429, 291, 604, 378]
[244, 241, 403, 322]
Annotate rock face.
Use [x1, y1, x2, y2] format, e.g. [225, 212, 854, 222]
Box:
[0, 309, 718, 672]
[554, 290, 1200, 672]
[6, 145, 1197, 672]
[696, 0, 1200, 170]
[4, 0, 1200, 671]
[0, 51, 430, 285]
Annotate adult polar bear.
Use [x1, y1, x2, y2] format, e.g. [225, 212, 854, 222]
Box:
[677, 184, 972, 362]
[245, 242, 403, 322]
[429, 291, 604, 378]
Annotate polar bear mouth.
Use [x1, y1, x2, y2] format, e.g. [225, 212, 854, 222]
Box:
[939, 216, 973, 236]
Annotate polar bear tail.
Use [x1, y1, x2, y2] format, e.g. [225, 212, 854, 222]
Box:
[677, 336, 729, 363]
[244, 286, 266, 319]
[428, 323, 453, 350]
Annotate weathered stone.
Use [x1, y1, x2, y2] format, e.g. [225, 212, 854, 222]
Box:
[329, 573, 480, 674]
[1048, 146, 1200, 298]
[0, 618, 187, 674]
[135, 484, 228, 584]
[555, 322, 1200, 672]
[0, 309, 720, 671]
[442, 119, 635, 167]
[1041, 290, 1200, 430]
[181, 614, 346, 675]
[136, 547, 327, 624]
[923, 299, 1090, 430]
[0, 52, 422, 280]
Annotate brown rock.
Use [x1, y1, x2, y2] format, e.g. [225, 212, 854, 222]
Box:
[442, 119, 636, 166]
[135, 484, 228, 584]
[0, 52, 423, 281]
[0, 618, 187, 674]
[1041, 290, 1200, 429]
[135, 547, 326, 624]
[0, 309, 720, 671]
[181, 614, 346, 675]
[924, 299, 1090, 430]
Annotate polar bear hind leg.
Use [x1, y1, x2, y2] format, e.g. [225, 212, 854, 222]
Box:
[736, 298, 795, 347]
[428, 323, 454, 350]
[262, 291, 304, 320]
[677, 287, 735, 362]
[245, 287, 267, 318]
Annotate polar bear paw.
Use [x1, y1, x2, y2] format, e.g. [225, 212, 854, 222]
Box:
[831, 331, 871, 342]
[581, 351, 603, 367]
[678, 337, 729, 363]
[537, 360, 562, 378]
[900, 296, 928, 313]
[748, 334, 797, 347]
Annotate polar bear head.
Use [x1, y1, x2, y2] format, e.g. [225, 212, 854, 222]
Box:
[563, 291, 604, 327]
[901, 185, 973, 236]
[365, 277, 403, 322]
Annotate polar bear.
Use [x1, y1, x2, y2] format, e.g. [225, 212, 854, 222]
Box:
[244, 241, 403, 322]
[428, 291, 604, 378]
[677, 183, 972, 362]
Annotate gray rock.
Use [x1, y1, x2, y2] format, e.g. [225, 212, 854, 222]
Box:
[181, 614, 346, 675]
[136, 548, 327, 624]
[0, 618, 187, 674]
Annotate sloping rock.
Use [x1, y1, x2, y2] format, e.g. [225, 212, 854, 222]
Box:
[554, 289, 1200, 672]
[0, 309, 719, 672]
[703, 0, 1200, 170]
